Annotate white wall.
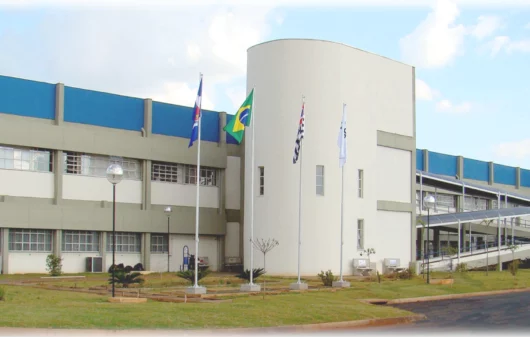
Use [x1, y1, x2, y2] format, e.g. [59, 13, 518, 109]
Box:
[63, 175, 142, 204]
[9, 253, 48, 274]
[105, 253, 141, 269]
[225, 222, 240, 258]
[62, 253, 102, 273]
[225, 156, 241, 210]
[244, 39, 413, 276]
[371, 210, 412, 273]
[0, 170, 53, 199]
[150, 234, 220, 272]
[151, 182, 219, 209]
[376, 146, 411, 203]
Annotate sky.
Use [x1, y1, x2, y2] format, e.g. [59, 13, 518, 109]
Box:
[1, 0, 530, 168]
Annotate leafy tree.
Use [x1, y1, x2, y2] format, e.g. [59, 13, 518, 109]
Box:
[46, 254, 63, 277]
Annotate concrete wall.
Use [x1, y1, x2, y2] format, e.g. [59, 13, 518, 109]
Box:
[244, 39, 415, 275]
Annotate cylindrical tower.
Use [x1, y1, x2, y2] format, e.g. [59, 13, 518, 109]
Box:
[243, 39, 416, 276]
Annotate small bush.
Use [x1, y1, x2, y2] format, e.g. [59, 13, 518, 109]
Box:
[108, 263, 127, 273]
[397, 268, 414, 280]
[235, 268, 266, 282]
[46, 254, 63, 276]
[509, 260, 520, 276]
[176, 267, 212, 285]
[133, 263, 144, 271]
[108, 271, 144, 288]
[456, 263, 468, 273]
[124, 265, 133, 273]
[0, 287, 5, 301]
[317, 270, 337, 287]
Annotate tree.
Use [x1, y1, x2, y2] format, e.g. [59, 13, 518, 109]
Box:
[507, 244, 520, 277]
[175, 267, 211, 285]
[46, 254, 63, 277]
[108, 271, 144, 288]
[251, 238, 279, 295]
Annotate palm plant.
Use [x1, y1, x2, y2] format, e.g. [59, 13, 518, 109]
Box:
[175, 267, 211, 285]
[108, 271, 144, 288]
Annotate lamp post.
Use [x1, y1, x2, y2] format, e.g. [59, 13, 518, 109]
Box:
[164, 206, 172, 273]
[423, 195, 436, 285]
[106, 163, 123, 298]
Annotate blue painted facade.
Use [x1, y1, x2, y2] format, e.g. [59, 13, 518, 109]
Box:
[2, 75, 530, 189]
[416, 149, 424, 171]
[64, 86, 144, 131]
[0, 75, 56, 120]
[494, 164, 517, 186]
[428, 151, 458, 177]
[463, 158, 489, 182]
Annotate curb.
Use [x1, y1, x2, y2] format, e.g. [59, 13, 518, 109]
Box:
[387, 287, 530, 305]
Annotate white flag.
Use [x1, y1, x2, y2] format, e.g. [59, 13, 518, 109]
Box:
[337, 104, 347, 168]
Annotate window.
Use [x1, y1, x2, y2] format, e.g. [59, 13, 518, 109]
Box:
[357, 219, 364, 250]
[62, 231, 100, 252]
[0, 145, 53, 172]
[63, 152, 142, 180]
[316, 165, 324, 195]
[259, 166, 264, 195]
[151, 234, 169, 253]
[9, 229, 53, 252]
[358, 169, 364, 198]
[106, 232, 141, 253]
[152, 162, 218, 186]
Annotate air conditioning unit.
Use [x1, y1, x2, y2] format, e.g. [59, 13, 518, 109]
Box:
[86, 257, 103, 273]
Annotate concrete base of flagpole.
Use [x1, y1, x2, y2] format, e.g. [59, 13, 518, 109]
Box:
[332, 280, 351, 288]
[186, 286, 207, 294]
[289, 282, 308, 290]
[240, 283, 261, 292]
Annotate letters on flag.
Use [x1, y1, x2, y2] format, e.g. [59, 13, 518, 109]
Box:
[293, 103, 305, 164]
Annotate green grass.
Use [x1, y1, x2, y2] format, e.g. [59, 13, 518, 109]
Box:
[0, 270, 528, 329]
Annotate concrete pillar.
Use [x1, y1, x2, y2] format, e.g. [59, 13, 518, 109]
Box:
[457, 156, 464, 179]
[434, 229, 440, 257]
[55, 83, 64, 126]
[488, 162, 494, 185]
[423, 149, 429, 172]
[142, 160, 152, 211]
[54, 150, 63, 205]
[516, 167, 521, 189]
[416, 228, 422, 260]
[100, 232, 107, 272]
[1, 228, 8, 274]
[143, 98, 152, 137]
[53, 230, 62, 258]
[142, 233, 151, 271]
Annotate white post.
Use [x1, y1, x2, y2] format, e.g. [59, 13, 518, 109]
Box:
[250, 87, 256, 286]
[193, 76, 202, 289]
[511, 218, 514, 245]
[297, 98, 304, 285]
[457, 220, 461, 265]
[339, 166, 344, 281]
[419, 172, 423, 216]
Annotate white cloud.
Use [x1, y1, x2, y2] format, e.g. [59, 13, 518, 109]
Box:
[436, 99, 472, 113]
[487, 36, 530, 56]
[492, 139, 530, 161]
[0, 6, 277, 112]
[225, 86, 247, 112]
[416, 78, 440, 101]
[469, 15, 501, 40]
[399, 0, 467, 69]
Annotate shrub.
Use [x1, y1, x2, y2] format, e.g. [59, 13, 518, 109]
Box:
[317, 270, 337, 286]
[397, 268, 414, 280]
[45, 254, 63, 276]
[124, 265, 133, 273]
[133, 263, 145, 271]
[508, 260, 520, 277]
[176, 267, 212, 285]
[456, 263, 468, 273]
[108, 263, 126, 273]
[0, 287, 5, 301]
[235, 268, 266, 282]
[108, 271, 144, 288]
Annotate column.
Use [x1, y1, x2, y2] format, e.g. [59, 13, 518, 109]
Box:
[516, 167, 521, 189]
[457, 156, 464, 180]
[423, 149, 429, 172]
[55, 83, 64, 126]
[1, 228, 8, 274]
[488, 162, 494, 185]
[142, 233, 151, 271]
[100, 232, 107, 272]
[53, 230, 62, 258]
[54, 150, 63, 205]
[218, 112, 227, 215]
[142, 99, 153, 211]
[434, 229, 440, 257]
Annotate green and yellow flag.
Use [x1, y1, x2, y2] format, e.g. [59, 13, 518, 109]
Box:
[223, 89, 254, 144]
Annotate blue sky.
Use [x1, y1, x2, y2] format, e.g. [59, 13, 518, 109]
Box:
[1, 0, 530, 168]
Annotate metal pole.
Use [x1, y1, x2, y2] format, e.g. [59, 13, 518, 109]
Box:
[470, 223, 473, 254]
[249, 87, 256, 286]
[339, 165, 344, 282]
[457, 220, 461, 265]
[112, 183, 116, 298]
[167, 216, 170, 273]
[511, 218, 514, 245]
[193, 74, 203, 288]
[427, 208, 430, 284]
[296, 97, 304, 284]
[419, 172, 423, 216]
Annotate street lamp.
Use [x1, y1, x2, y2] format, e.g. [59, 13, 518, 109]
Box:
[423, 195, 436, 284]
[106, 163, 123, 298]
[164, 206, 172, 273]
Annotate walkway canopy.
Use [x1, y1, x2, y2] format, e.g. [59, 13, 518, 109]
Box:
[416, 206, 530, 228]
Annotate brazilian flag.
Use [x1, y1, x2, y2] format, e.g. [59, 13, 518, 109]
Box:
[223, 89, 254, 144]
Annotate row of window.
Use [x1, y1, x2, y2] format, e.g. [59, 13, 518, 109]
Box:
[7, 229, 169, 254]
[0, 145, 219, 187]
[416, 191, 520, 212]
[258, 166, 365, 198]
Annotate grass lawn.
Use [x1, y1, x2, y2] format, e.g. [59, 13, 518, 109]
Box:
[0, 270, 528, 329]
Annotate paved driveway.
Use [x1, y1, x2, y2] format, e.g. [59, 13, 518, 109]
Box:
[358, 290, 530, 333]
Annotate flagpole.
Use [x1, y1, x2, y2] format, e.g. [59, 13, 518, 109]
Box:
[339, 103, 346, 283]
[297, 96, 305, 284]
[250, 86, 256, 286]
[193, 73, 203, 289]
